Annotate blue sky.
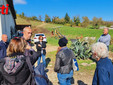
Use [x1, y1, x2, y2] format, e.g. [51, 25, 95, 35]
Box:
[13, 0, 113, 21]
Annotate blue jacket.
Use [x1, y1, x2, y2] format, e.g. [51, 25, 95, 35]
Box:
[0, 40, 8, 59]
[92, 57, 113, 85]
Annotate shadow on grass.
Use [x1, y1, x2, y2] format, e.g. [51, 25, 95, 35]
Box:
[77, 80, 88, 85]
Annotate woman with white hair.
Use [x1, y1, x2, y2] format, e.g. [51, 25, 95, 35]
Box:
[92, 42, 113, 85]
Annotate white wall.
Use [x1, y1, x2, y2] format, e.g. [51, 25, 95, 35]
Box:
[0, 0, 16, 40]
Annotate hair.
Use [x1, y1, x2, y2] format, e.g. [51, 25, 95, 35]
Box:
[7, 37, 27, 56]
[91, 42, 108, 58]
[58, 37, 68, 47]
[39, 36, 43, 40]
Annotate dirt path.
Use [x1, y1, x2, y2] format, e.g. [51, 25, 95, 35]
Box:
[46, 44, 58, 52]
[36, 23, 47, 28]
[46, 64, 94, 85]
[32, 44, 58, 52]
[33, 44, 94, 85]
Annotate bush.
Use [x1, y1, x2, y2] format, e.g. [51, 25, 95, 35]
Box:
[70, 39, 92, 59]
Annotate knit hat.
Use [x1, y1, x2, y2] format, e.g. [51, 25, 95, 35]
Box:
[58, 37, 68, 47]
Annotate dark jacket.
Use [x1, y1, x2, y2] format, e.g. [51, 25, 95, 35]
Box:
[0, 50, 40, 85]
[92, 57, 113, 85]
[0, 40, 8, 59]
[54, 47, 74, 74]
[36, 41, 46, 55]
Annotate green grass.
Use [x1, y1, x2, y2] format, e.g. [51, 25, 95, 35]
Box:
[47, 37, 59, 46]
[46, 51, 96, 73]
[16, 15, 113, 51]
[77, 59, 96, 72]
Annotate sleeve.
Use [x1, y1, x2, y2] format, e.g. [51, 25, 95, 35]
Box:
[0, 46, 5, 59]
[98, 68, 108, 85]
[97, 37, 101, 42]
[54, 53, 61, 72]
[42, 42, 46, 48]
[25, 49, 41, 65]
[101, 35, 111, 44]
[92, 69, 98, 85]
[36, 42, 41, 51]
[0, 72, 3, 84]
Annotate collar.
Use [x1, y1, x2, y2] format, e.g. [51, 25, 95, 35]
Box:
[9, 52, 24, 57]
[59, 47, 68, 51]
[1, 40, 5, 43]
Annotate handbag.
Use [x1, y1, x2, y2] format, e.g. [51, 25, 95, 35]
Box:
[73, 58, 79, 71]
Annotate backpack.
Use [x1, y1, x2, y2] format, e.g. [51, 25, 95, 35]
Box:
[25, 51, 50, 85]
[34, 63, 49, 85]
[73, 58, 79, 71]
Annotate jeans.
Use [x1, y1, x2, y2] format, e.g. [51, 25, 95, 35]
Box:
[57, 70, 73, 85]
[107, 46, 109, 51]
[37, 54, 46, 68]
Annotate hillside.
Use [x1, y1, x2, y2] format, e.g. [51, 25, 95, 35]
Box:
[16, 15, 113, 85]
[16, 15, 113, 50]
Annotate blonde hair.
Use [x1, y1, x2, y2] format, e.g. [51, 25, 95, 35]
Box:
[7, 37, 27, 56]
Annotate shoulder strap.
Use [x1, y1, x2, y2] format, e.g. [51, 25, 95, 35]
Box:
[25, 50, 35, 85]
[25, 50, 49, 84]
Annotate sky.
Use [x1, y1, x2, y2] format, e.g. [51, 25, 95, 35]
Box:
[13, 0, 113, 21]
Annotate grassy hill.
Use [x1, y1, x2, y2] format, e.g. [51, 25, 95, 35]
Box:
[16, 15, 113, 51]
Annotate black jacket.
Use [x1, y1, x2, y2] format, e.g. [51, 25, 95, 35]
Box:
[36, 41, 46, 55]
[0, 50, 40, 85]
[54, 47, 74, 74]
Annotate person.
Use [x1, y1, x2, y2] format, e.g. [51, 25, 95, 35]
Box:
[23, 26, 32, 46]
[0, 37, 40, 85]
[36, 36, 47, 68]
[0, 34, 8, 59]
[54, 37, 74, 85]
[98, 28, 111, 50]
[91, 42, 113, 85]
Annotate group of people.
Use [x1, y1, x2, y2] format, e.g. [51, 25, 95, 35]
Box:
[0, 27, 112, 85]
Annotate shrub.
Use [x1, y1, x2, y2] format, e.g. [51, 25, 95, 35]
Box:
[70, 39, 92, 59]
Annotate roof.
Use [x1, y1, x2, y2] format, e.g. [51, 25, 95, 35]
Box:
[16, 24, 31, 30]
[6, 0, 16, 19]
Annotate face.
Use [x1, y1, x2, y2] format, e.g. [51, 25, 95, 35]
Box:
[23, 28, 32, 40]
[2, 35, 8, 42]
[39, 37, 43, 42]
[103, 28, 108, 35]
[92, 52, 100, 61]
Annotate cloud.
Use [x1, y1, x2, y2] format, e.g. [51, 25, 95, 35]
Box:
[14, 0, 27, 4]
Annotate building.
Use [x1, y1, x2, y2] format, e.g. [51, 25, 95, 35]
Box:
[0, 0, 16, 40]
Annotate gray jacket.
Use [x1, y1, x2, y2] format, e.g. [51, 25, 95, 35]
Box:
[54, 47, 74, 74]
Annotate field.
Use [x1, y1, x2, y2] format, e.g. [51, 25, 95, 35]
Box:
[16, 16, 113, 85]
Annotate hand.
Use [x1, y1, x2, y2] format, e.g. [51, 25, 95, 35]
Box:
[38, 44, 41, 47]
[43, 48, 45, 50]
[26, 45, 31, 50]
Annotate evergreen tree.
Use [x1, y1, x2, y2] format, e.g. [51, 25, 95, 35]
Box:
[64, 13, 70, 23]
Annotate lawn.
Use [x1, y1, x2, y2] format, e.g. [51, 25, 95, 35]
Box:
[16, 16, 113, 51]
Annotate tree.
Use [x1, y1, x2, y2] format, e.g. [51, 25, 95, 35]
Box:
[92, 17, 99, 29]
[97, 18, 103, 26]
[21, 12, 24, 17]
[64, 13, 70, 23]
[52, 16, 65, 25]
[82, 16, 90, 27]
[73, 16, 80, 26]
[38, 15, 42, 21]
[45, 14, 51, 23]
[31, 16, 38, 21]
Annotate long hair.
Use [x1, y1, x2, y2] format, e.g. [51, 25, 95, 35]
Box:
[7, 37, 27, 56]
